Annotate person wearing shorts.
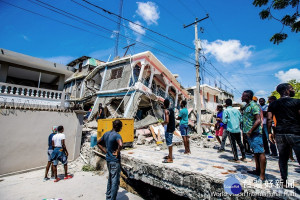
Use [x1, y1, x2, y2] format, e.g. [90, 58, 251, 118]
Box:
[162, 99, 175, 163]
[242, 90, 266, 182]
[44, 126, 58, 181]
[177, 100, 190, 154]
[51, 125, 72, 182]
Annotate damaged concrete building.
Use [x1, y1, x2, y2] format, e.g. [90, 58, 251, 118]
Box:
[65, 51, 190, 127]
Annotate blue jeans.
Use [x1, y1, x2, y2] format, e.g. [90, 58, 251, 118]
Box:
[106, 161, 121, 200]
[276, 134, 300, 181]
[262, 124, 278, 155]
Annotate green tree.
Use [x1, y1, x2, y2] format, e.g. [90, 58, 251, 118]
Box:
[270, 79, 300, 99]
[253, 0, 300, 44]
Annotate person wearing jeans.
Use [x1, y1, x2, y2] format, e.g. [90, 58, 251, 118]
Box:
[222, 99, 246, 161]
[98, 120, 123, 200]
[259, 98, 278, 156]
[267, 83, 300, 187]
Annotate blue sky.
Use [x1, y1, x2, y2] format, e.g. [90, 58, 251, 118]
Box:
[0, 0, 299, 102]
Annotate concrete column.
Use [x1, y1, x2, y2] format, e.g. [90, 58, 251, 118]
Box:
[58, 75, 65, 91]
[165, 85, 169, 98]
[0, 63, 9, 83]
[148, 68, 154, 88]
[138, 63, 146, 82]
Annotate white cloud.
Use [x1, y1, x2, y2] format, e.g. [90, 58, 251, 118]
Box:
[44, 56, 75, 65]
[129, 21, 146, 35]
[202, 40, 253, 64]
[255, 90, 268, 96]
[110, 30, 119, 39]
[275, 68, 300, 82]
[136, 2, 159, 25]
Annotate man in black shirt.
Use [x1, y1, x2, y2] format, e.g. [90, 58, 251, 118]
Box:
[97, 103, 105, 121]
[267, 83, 300, 186]
[162, 99, 175, 163]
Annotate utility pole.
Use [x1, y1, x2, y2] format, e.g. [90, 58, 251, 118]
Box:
[184, 15, 209, 134]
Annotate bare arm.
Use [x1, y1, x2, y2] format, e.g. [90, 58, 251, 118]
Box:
[247, 114, 261, 137]
[52, 140, 55, 150]
[62, 139, 68, 157]
[97, 138, 106, 154]
[113, 139, 123, 157]
[162, 109, 169, 126]
[267, 111, 275, 144]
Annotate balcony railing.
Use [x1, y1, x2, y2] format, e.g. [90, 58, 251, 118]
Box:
[0, 83, 62, 100]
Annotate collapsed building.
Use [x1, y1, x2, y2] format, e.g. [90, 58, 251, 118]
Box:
[64, 51, 190, 128]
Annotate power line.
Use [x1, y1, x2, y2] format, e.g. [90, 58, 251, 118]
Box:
[80, 0, 194, 51]
[28, 0, 196, 65]
[70, 0, 195, 62]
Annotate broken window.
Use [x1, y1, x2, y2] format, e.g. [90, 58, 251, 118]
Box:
[110, 67, 123, 79]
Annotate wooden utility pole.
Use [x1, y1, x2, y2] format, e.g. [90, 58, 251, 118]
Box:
[184, 15, 209, 134]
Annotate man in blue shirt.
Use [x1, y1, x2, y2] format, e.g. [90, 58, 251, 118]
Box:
[222, 99, 246, 161]
[98, 120, 123, 200]
[177, 100, 190, 154]
[44, 126, 57, 181]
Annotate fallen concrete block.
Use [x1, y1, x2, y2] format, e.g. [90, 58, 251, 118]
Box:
[134, 115, 157, 129]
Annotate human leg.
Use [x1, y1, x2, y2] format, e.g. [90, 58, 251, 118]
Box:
[45, 161, 52, 179]
[262, 125, 270, 154]
[164, 132, 173, 162]
[219, 129, 228, 151]
[287, 134, 300, 164]
[235, 133, 246, 159]
[276, 135, 290, 182]
[259, 153, 266, 180]
[109, 162, 121, 200]
[180, 125, 189, 153]
[106, 162, 112, 200]
[228, 132, 238, 160]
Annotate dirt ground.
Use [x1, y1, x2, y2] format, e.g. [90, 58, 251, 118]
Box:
[0, 169, 142, 200]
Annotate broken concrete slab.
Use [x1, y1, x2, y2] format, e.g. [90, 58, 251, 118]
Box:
[134, 115, 158, 129]
[120, 145, 300, 200]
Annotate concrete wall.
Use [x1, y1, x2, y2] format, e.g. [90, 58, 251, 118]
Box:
[0, 109, 83, 175]
[102, 62, 131, 91]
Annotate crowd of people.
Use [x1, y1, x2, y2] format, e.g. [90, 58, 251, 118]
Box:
[214, 83, 299, 186]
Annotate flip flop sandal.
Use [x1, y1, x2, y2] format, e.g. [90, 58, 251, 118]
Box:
[64, 175, 73, 180]
[54, 178, 61, 182]
[162, 159, 173, 163]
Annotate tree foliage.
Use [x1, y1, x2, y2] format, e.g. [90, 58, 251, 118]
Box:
[270, 79, 300, 99]
[253, 0, 300, 44]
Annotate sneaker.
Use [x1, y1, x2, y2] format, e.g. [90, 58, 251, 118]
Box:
[50, 176, 55, 180]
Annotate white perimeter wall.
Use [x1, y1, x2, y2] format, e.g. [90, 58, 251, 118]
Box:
[0, 109, 83, 175]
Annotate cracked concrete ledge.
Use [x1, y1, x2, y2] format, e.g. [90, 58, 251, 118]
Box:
[121, 146, 299, 200]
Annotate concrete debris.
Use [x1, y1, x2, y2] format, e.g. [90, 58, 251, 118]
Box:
[134, 115, 158, 129]
[86, 120, 98, 129]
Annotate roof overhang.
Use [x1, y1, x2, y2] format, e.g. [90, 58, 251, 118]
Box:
[0, 48, 74, 77]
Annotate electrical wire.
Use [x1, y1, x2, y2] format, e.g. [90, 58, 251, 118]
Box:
[80, 0, 194, 51]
